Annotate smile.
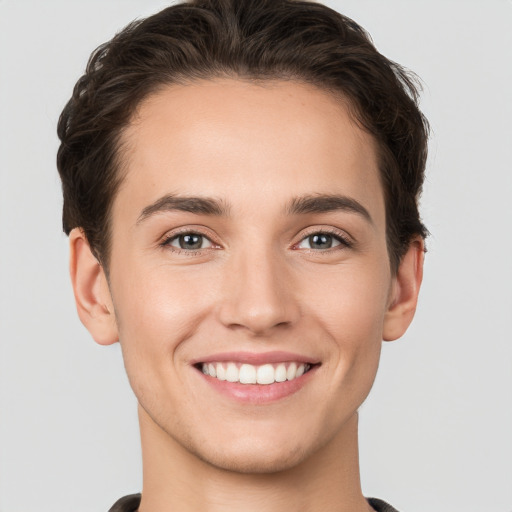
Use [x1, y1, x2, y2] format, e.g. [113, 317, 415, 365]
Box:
[200, 362, 312, 385]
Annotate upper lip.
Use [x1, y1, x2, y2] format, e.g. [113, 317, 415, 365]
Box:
[191, 351, 320, 366]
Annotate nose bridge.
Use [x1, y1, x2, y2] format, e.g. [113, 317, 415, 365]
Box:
[218, 243, 298, 334]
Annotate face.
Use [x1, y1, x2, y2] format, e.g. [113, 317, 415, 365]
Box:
[104, 79, 398, 472]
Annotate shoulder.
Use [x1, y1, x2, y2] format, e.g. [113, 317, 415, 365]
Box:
[108, 494, 399, 512]
[108, 493, 141, 512]
[367, 497, 401, 512]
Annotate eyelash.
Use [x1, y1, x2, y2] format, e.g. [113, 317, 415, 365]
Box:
[159, 228, 353, 255]
[159, 229, 218, 255]
[293, 228, 353, 252]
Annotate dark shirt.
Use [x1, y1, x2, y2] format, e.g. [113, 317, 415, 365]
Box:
[108, 493, 399, 511]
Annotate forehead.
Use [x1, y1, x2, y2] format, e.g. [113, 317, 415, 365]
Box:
[116, 79, 384, 224]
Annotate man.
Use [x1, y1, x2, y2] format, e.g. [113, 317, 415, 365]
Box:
[57, 0, 428, 510]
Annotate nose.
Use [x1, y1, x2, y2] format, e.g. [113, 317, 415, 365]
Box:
[217, 248, 300, 336]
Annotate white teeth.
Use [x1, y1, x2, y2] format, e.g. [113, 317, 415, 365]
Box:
[286, 362, 297, 381]
[256, 364, 275, 385]
[200, 361, 312, 385]
[275, 363, 287, 382]
[226, 362, 239, 382]
[239, 364, 257, 384]
[216, 363, 226, 381]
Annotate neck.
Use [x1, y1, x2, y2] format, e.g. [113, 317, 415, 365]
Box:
[137, 406, 369, 512]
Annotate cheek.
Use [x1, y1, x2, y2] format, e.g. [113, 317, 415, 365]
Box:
[110, 269, 204, 417]
[113, 259, 210, 337]
[110, 260, 226, 395]
[305, 261, 390, 380]
[307, 259, 390, 333]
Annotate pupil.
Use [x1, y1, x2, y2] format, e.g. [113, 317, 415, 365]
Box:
[310, 234, 332, 249]
[180, 234, 202, 249]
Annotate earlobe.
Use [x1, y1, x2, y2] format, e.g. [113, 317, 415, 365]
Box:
[69, 228, 119, 345]
[382, 239, 424, 342]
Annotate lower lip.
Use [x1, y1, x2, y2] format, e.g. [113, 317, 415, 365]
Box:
[196, 366, 317, 404]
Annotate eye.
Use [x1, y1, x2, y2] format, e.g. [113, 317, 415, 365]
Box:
[296, 232, 348, 250]
[166, 232, 213, 250]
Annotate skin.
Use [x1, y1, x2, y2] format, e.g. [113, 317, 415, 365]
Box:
[70, 79, 423, 512]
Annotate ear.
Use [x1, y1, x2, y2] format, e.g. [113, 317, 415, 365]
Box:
[382, 238, 424, 342]
[69, 228, 119, 345]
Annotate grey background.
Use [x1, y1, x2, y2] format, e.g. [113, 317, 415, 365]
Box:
[0, 1, 511, 511]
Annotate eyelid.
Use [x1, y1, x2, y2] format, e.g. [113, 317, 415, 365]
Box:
[295, 235, 341, 250]
[159, 226, 222, 252]
[168, 233, 213, 249]
[292, 226, 353, 250]
[157, 225, 353, 254]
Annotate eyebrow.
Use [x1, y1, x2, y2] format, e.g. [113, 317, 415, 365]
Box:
[286, 194, 373, 224]
[137, 194, 230, 224]
[136, 192, 372, 225]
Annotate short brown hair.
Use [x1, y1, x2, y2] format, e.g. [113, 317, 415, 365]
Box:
[57, 0, 429, 272]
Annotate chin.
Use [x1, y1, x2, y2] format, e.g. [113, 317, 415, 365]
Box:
[178, 413, 345, 476]
[191, 438, 312, 475]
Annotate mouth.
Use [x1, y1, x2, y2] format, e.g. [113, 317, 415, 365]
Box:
[191, 352, 320, 403]
[195, 361, 315, 385]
